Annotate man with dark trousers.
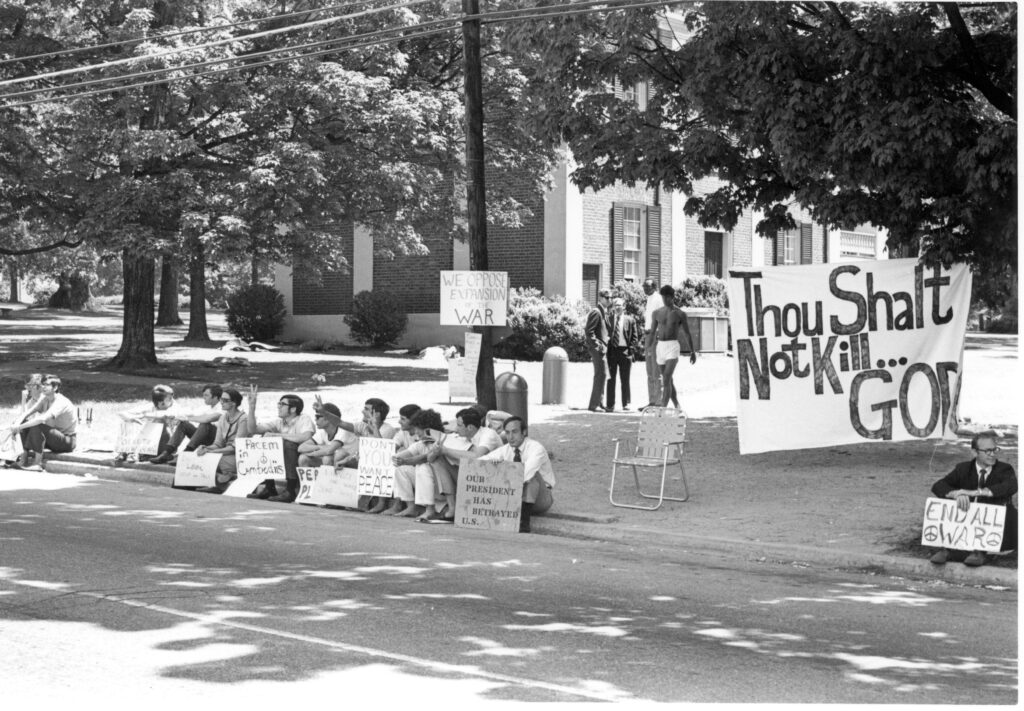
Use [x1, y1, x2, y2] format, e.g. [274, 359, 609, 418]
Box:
[929, 431, 1018, 567]
[605, 297, 640, 411]
[585, 288, 612, 411]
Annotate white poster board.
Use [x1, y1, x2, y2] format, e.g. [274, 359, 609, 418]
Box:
[356, 438, 397, 497]
[921, 496, 1006, 552]
[439, 271, 508, 326]
[448, 332, 484, 399]
[173, 450, 221, 488]
[0, 428, 21, 461]
[727, 259, 972, 453]
[224, 437, 285, 497]
[114, 421, 164, 456]
[455, 460, 523, 533]
[296, 466, 360, 508]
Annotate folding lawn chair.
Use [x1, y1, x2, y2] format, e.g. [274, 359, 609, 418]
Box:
[609, 406, 689, 510]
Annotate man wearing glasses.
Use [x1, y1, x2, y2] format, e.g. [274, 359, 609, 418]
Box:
[929, 431, 1018, 567]
[246, 385, 316, 503]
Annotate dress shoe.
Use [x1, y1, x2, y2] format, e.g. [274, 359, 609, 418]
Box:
[149, 451, 173, 465]
[247, 480, 278, 500]
[268, 489, 296, 503]
[929, 549, 949, 565]
[963, 551, 987, 567]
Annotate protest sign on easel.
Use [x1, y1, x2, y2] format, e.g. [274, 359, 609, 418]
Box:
[447, 332, 483, 401]
[173, 450, 221, 488]
[357, 438, 396, 497]
[114, 421, 164, 456]
[455, 460, 523, 534]
[224, 437, 285, 497]
[296, 466, 360, 508]
[921, 496, 1006, 552]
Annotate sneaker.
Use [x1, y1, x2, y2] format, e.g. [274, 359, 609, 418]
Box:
[964, 551, 987, 567]
[929, 549, 949, 565]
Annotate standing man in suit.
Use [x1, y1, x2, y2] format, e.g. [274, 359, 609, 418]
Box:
[929, 431, 1018, 567]
[642, 278, 663, 408]
[585, 288, 612, 412]
[606, 297, 640, 411]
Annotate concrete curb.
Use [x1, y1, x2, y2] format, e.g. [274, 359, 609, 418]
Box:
[39, 456, 1018, 589]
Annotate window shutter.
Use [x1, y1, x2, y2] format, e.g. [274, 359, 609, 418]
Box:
[646, 205, 661, 281]
[613, 77, 624, 100]
[612, 205, 624, 283]
[774, 231, 785, 266]
[800, 222, 813, 264]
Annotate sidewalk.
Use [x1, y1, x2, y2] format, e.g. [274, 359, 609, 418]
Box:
[37, 333, 1018, 589]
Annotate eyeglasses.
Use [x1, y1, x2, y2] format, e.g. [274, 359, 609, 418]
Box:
[220, 397, 233, 403]
[976, 447, 1000, 454]
[277, 401, 290, 407]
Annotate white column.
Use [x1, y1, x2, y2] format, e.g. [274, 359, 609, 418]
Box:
[543, 150, 583, 299]
[670, 189, 687, 283]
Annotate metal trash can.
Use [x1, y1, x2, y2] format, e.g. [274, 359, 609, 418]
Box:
[495, 372, 528, 427]
[541, 346, 569, 404]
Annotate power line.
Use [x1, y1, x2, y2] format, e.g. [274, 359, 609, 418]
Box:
[0, 0, 436, 88]
[1, 0, 682, 109]
[0, 0, 399, 67]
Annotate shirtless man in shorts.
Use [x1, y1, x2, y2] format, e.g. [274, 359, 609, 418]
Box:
[651, 285, 697, 408]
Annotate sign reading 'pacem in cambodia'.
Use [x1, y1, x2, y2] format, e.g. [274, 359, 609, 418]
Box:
[455, 460, 523, 534]
[357, 438, 396, 497]
[439, 271, 508, 326]
[727, 259, 972, 453]
[921, 497, 1005, 552]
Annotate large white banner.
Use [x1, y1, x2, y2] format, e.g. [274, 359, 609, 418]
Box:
[727, 259, 972, 453]
[439, 271, 508, 326]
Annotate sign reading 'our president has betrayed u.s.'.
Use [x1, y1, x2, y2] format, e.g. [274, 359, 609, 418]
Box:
[727, 258, 972, 454]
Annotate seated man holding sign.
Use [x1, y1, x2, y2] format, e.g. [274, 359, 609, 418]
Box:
[150, 384, 223, 465]
[313, 396, 396, 512]
[113, 384, 177, 464]
[928, 431, 1017, 567]
[297, 402, 346, 467]
[246, 386, 316, 503]
[194, 388, 250, 493]
[480, 416, 555, 533]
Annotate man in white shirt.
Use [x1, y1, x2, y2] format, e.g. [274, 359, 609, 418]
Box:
[247, 385, 316, 503]
[9, 375, 77, 470]
[151, 384, 223, 465]
[480, 416, 555, 533]
[314, 396, 397, 512]
[298, 402, 346, 467]
[642, 278, 663, 408]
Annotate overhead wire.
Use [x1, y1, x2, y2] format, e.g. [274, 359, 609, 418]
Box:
[0, 0, 682, 109]
[0, 0, 404, 67]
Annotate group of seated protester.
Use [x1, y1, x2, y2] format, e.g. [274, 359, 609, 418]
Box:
[108, 382, 555, 532]
[3, 373, 78, 471]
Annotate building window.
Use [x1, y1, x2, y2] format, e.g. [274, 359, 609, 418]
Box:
[840, 231, 877, 259]
[623, 206, 642, 281]
[704, 231, 724, 277]
[582, 264, 601, 305]
[783, 230, 797, 264]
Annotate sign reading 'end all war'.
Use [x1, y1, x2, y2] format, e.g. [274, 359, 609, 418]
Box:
[439, 271, 508, 327]
[727, 259, 972, 453]
[921, 497, 1005, 552]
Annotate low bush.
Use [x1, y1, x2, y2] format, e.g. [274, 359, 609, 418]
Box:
[987, 315, 1018, 334]
[611, 279, 647, 322]
[225, 284, 287, 342]
[674, 276, 729, 314]
[344, 290, 408, 347]
[494, 287, 591, 361]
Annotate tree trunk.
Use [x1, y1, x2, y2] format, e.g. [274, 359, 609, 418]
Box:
[250, 252, 260, 286]
[8, 262, 19, 303]
[107, 248, 158, 369]
[184, 235, 211, 342]
[156, 254, 183, 326]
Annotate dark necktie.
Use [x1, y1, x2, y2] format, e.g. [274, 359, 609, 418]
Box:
[513, 447, 522, 462]
[979, 467, 989, 488]
[611, 315, 620, 345]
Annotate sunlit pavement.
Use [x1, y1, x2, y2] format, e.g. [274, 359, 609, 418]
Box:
[1, 471, 1016, 704]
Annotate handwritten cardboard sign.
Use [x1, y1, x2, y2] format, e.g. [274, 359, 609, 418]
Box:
[921, 496, 1006, 552]
[357, 438, 396, 497]
[173, 450, 221, 488]
[439, 271, 508, 326]
[114, 421, 164, 456]
[224, 437, 285, 497]
[455, 460, 523, 534]
[296, 466, 360, 508]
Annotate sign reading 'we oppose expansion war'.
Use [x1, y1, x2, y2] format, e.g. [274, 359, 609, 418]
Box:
[727, 259, 972, 454]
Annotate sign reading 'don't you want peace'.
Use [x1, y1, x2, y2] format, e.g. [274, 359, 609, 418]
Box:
[727, 258, 972, 454]
[357, 438, 396, 497]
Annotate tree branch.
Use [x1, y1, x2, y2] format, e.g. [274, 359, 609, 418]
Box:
[0, 235, 84, 256]
[941, 2, 1016, 118]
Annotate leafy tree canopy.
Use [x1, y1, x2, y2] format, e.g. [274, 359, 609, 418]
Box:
[505, 1, 1016, 280]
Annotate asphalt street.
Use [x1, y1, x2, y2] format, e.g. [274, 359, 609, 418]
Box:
[1, 471, 1017, 705]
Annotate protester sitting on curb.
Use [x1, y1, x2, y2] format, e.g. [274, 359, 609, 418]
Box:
[246, 386, 315, 504]
[383, 404, 422, 516]
[297, 403, 345, 467]
[194, 388, 249, 494]
[929, 430, 1018, 568]
[438, 407, 503, 466]
[8, 374, 77, 471]
[397, 408, 455, 524]
[150, 384, 223, 465]
[480, 416, 555, 533]
[113, 384, 177, 464]
[2, 374, 44, 467]
[314, 396, 397, 512]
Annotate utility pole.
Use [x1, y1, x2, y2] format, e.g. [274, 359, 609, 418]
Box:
[463, 0, 496, 409]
